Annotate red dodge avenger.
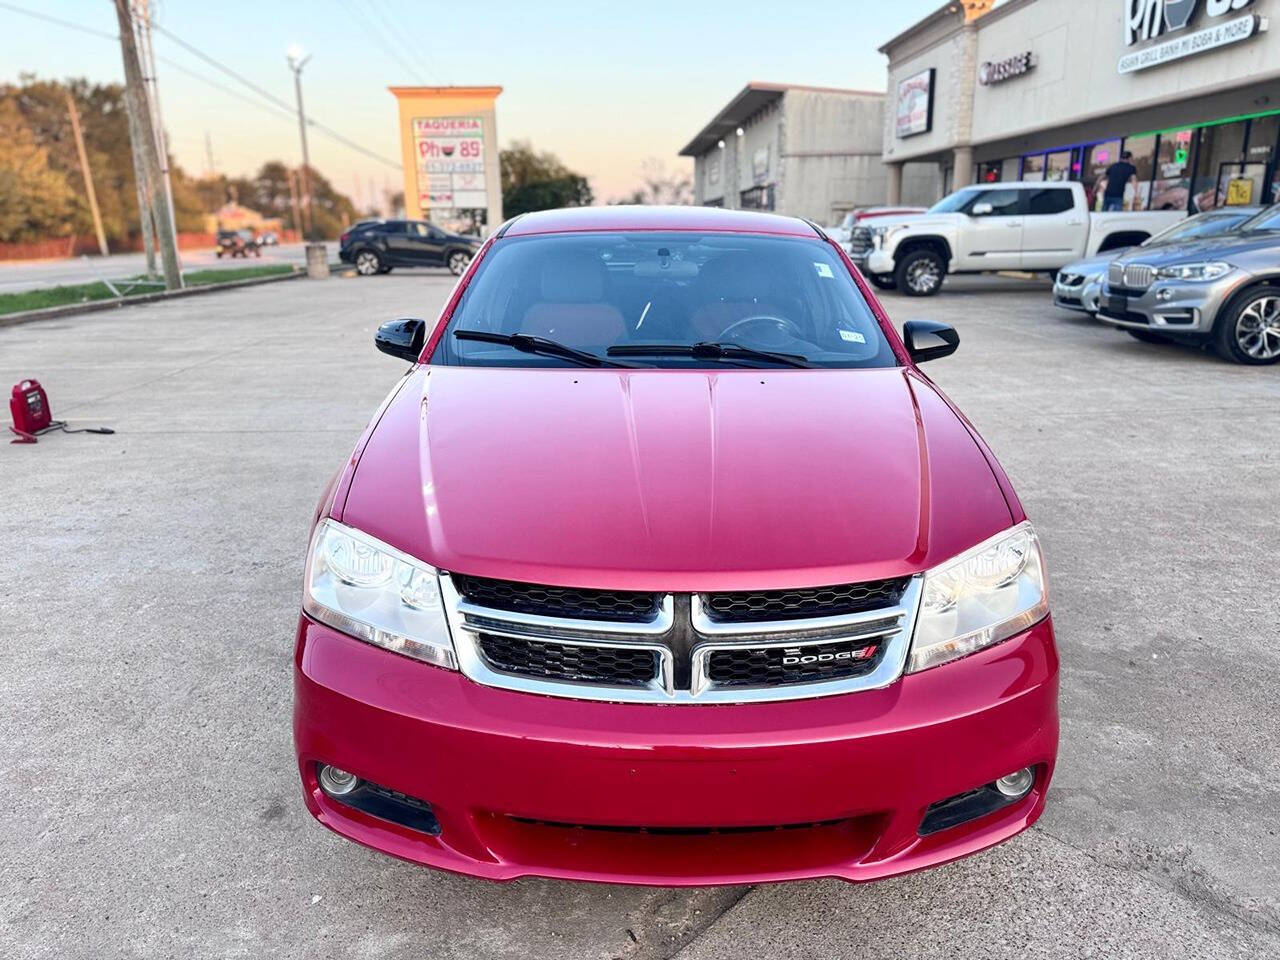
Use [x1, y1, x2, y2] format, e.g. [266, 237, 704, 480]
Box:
[294, 205, 1058, 885]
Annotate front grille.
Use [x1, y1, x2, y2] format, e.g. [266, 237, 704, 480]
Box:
[447, 573, 920, 703]
[477, 633, 659, 687]
[706, 637, 886, 687]
[1108, 262, 1154, 289]
[509, 815, 849, 836]
[700, 577, 909, 623]
[453, 574, 660, 623]
[1099, 308, 1151, 325]
[849, 226, 873, 255]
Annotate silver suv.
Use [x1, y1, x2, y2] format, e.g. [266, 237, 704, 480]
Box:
[1097, 204, 1280, 364]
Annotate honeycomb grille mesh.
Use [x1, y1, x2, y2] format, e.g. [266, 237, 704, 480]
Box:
[700, 578, 909, 623]
[477, 633, 659, 687]
[453, 574, 660, 622]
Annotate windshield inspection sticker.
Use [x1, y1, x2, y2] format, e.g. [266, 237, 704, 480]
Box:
[814, 262, 834, 278]
[839, 330, 866, 344]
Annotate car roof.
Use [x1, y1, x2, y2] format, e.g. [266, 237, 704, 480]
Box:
[501, 205, 819, 238]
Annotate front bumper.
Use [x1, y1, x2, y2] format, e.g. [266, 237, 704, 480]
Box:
[850, 249, 896, 277]
[1096, 274, 1244, 335]
[294, 614, 1058, 885]
[1053, 275, 1101, 313]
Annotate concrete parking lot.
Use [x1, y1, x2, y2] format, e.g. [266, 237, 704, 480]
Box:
[1, 270, 1277, 959]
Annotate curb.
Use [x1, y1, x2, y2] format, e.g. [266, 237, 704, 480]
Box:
[0, 267, 309, 329]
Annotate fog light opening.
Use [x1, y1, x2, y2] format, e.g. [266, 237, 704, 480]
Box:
[994, 767, 1035, 799]
[318, 764, 360, 797]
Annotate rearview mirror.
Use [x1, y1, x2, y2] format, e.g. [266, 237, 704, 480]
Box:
[375, 318, 426, 362]
[902, 320, 959, 364]
[970, 202, 994, 216]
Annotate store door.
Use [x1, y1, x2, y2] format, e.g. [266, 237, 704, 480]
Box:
[1219, 162, 1267, 207]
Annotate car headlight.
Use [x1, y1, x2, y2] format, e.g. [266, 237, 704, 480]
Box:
[1154, 261, 1231, 282]
[870, 225, 905, 248]
[907, 522, 1048, 673]
[303, 519, 457, 669]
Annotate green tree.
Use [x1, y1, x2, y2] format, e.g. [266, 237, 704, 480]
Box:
[0, 97, 77, 241]
[500, 140, 593, 216]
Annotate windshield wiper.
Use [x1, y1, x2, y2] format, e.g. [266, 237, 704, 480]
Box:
[607, 341, 812, 368]
[452, 330, 644, 368]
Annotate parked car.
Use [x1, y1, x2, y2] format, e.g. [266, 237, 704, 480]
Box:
[1053, 207, 1262, 315]
[259, 231, 280, 246]
[338, 219, 483, 276]
[294, 205, 1059, 885]
[826, 207, 927, 246]
[1097, 203, 1280, 364]
[215, 229, 261, 258]
[849, 181, 1184, 295]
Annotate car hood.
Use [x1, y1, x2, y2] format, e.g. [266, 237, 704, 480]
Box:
[339, 366, 1015, 591]
[1115, 231, 1278, 266]
[855, 213, 960, 234]
[1060, 252, 1119, 276]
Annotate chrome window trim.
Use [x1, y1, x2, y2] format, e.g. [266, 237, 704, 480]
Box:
[442, 573, 924, 705]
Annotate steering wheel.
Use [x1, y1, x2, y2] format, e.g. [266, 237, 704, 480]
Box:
[718, 314, 803, 345]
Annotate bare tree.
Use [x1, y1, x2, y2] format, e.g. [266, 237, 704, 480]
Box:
[612, 158, 693, 206]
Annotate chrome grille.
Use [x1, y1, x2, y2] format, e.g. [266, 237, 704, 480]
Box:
[441, 574, 922, 704]
[1109, 261, 1154, 289]
[849, 226, 873, 256]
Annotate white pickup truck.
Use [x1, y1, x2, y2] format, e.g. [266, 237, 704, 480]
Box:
[847, 181, 1185, 296]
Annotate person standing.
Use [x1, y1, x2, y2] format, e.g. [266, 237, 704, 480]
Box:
[1099, 151, 1139, 211]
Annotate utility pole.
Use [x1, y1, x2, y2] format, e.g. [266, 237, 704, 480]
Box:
[114, 0, 181, 290]
[204, 131, 215, 176]
[121, 81, 158, 275]
[65, 92, 109, 257]
[286, 167, 303, 241]
[287, 48, 314, 240]
[134, 0, 181, 269]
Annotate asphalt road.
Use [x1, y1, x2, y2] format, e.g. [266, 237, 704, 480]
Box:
[1, 271, 1277, 959]
[0, 242, 312, 293]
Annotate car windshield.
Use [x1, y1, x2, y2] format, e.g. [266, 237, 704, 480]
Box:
[1236, 205, 1280, 232]
[1144, 210, 1251, 244]
[927, 188, 982, 214]
[434, 231, 897, 370]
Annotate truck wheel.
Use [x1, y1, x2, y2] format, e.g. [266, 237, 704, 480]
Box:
[1214, 288, 1280, 364]
[868, 274, 896, 291]
[355, 249, 383, 276]
[1126, 329, 1172, 345]
[895, 249, 944, 297]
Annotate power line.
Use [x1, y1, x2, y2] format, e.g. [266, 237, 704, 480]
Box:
[0, 1, 402, 171]
[335, 0, 428, 87]
[365, 0, 442, 86]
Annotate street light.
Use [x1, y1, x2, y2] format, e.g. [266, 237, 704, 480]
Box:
[287, 47, 314, 239]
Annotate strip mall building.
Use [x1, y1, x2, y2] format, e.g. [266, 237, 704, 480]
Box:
[882, 0, 1280, 212]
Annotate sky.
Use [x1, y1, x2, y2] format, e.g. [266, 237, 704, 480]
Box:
[2, 0, 944, 207]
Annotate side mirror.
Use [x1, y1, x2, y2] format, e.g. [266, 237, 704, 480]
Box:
[970, 202, 994, 216]
[375, 318, 426, 362]
[903, 320, 959, 364]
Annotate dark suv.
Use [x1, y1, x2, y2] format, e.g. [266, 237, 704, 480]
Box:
[339, 220, 482, 276]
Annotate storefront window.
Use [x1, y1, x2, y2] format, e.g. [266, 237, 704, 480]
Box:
[1121, 134, 1157, 211]
[739, 185, 774, 211]
[1150, 129, 1194, 212]
[1022, 153, 1045, 182]
[1045, 150, 1072, 181]
[1082, 140, 1122, 208]
[978, 160, 1003, 183]
[1191, 120, 1248, 211]
[1000, 157, 1020, 181]
[1244, 113, 1279, 205]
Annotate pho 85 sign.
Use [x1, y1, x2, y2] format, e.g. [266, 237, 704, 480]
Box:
[413, 116, 488, 210]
